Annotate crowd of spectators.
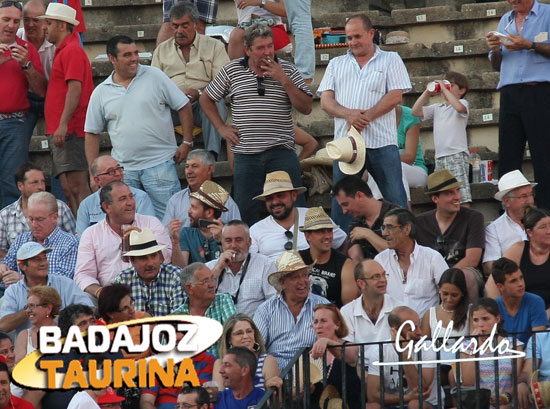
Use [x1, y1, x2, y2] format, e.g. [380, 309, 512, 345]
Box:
[1, 0, 550, 408]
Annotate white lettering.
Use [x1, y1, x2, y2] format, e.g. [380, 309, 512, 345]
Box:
[152, 325, 176, 352]
[62, 327, 87, 353]
[176, 324, 198, 352]
[88, 326, 110, 353]
[39, 327, 62, 353]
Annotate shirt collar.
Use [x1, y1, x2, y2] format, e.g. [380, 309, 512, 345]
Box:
[106, 64, 144, 86]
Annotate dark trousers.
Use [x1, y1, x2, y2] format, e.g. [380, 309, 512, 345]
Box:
[499, 82, 550, 209]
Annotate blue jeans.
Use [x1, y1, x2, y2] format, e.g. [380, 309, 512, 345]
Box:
[331, 145, 408, 233]
[284, 0, 315, 80]
[0, 116, 30, 208]
[123, 159, 181, 219]
[233, 148, 305, 227]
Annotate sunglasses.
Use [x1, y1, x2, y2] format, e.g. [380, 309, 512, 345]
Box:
[0, 1, 22, 9]
[284, 230, 293, 251]
[257, 77, 265, 96]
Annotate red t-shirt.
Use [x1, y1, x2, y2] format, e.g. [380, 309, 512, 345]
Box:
[0, 38, 44, 113]
[45, 33, 94, 137]
[52, 0, 86, 32]
[12, 395, 36, 409]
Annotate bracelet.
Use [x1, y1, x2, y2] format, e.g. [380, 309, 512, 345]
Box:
[182, 140, 193, 148]
[94, 287, 103, 299]
[500, 392, 512, 404]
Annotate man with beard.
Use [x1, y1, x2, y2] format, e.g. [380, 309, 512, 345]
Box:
[74, 181, 171, 299]
[170, 180, 229, 266]
[249, 171, 347, 261]
[483, 170, 536, 275]
[206, 220, 276, 317]
[152, 2, 229, 159]
[114, 230, 184, 317]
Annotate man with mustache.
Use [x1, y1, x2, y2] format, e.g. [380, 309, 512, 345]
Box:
[152, 2, 229, 160]
[206, 220, 276, 317]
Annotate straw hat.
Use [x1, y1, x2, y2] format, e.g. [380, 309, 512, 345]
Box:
[425, 169, 463, 195]
[301, 148, 333, 171]
[326, 126, 366, 175]
[38, 3, 80, 26]
[532, 370, 550, 409]
[299, 207, 338, 232]
[293, 355, 323, 389]
[98, 387, 125, 405]
[494, 169, 537, 201]
[253, 170, 307, 201]
[190, 180, 229, 212]
[268, 251, 315, 288]
[123, 228, 167, 257]
[319, 385, 348, 409]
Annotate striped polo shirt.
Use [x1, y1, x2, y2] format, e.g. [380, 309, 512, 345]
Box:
[317, 47, 412, 149]
[205, 57, 313, 155]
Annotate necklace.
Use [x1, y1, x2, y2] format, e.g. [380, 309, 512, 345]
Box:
[440, 304, 455, 313]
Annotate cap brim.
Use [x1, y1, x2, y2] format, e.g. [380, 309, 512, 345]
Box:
[494, 182, 537, 201]
[124, 244, 166, 257]
[253, 186, 307, 201]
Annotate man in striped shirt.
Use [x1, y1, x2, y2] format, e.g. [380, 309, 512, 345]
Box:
[318, 14, 412, 228]
[200, 23, 312, 227]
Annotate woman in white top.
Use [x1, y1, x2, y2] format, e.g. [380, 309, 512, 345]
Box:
[14, 286, 61, 364]
[422, 268, 470, 364]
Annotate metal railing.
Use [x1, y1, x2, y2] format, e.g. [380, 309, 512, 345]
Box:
[256, 329, 546, 409]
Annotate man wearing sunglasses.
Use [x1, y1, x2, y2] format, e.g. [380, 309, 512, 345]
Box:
[200, 23, 312, 227]
[0, 0, 47, 209]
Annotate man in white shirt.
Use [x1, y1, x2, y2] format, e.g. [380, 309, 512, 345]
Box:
[374, 208, 448, 317]
[207, 220, 276, 317]
[483, 170, 536, 276]
[341, 259, 399, 366]
[249, 171, 347, 261]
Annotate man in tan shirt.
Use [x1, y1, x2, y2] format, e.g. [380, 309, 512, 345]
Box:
[152, 1, 229, 159]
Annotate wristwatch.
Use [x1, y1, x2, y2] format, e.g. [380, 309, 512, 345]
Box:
[21, 61, 32, 70]
[530, 41, 537, 52]
[182, 140, 194, 148]
[197, 88, 203, 97]
[260, 0, 266, 8]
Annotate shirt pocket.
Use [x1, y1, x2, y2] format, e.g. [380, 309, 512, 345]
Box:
[404, 278, 435, 300]
[365, 70, 387, 95]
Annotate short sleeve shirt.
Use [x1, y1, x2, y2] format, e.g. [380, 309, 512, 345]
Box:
[179, 227, 221, 263]
[496, 292, 548, 344]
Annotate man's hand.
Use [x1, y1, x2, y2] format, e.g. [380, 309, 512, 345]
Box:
[259, 56, 287, 84]
[169, 219, 182, 243]
[216, 250, 235, 270]
[349, 226, 373, 242]
[0, 44, 11, 65]
[236, 0, 261, 8]
[122, 226, 141, 241]
[346, 109, 369, 133]
[219, 124, 240, 145]
[486, 33, 502, 52]
[9, 44, 29, 67]
[53, 123, 68, 148]
[207, 218, 223, 243]
[518, 382, 532, 409]
[0, 268, 23, 286]
[503, 33, 532, 51]
[183, 88, 200, 103]
[175, 143, 192, 163]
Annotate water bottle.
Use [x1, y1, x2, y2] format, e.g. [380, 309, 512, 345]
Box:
[470, 149, 481, 183]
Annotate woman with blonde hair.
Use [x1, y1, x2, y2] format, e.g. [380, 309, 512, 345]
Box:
[15, 286, 61, 363]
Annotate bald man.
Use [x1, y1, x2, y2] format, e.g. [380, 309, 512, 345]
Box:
[341, 259, 400, 346]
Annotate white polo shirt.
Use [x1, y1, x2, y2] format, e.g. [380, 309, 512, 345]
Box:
[375, 242, 448, 317]
[483, 211, 526, 263]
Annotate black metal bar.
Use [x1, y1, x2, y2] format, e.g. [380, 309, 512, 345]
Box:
[456, 348, 462, 409]
[360, 344, 366, 409]
[398, 351, 404, 409]
[379, 342, 385, 407]
[417, 348, 423, 409]
[494, 335, 500, 409]
[512, 335, 518, 409]
[303, 350, 311, 409]
[340, 344, 347, 409]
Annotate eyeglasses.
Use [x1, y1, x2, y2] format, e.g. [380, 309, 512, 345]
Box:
[24, 303, 48, 310]
[436, 235, 446, 246]
[508, 192, 535, 200]
[0, 1, 22, 10]
[117, 297, 135, 313]
[257, 77, 265, 96]
[96, 165, 124, 177]
[380, 224, 402, 233]
[27, 213, 55, 224]
[284, 230, 294, 251]
[360, 273, 389, 282]
[193, 275, 218, 286]
[175, 404, 198, 409]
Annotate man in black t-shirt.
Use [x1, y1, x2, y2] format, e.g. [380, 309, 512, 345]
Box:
[416, 169, 485, 299]
[299, 207, 358, 307]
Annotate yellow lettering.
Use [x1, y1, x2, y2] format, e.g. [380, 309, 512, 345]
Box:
[174, 359, 200, 387]
[113, 359, 136, 388]
[149, 359, 174, 388]
[88, 359, 112, 389]
[62, 361, 88, 389]
[39, 360, 63, 389]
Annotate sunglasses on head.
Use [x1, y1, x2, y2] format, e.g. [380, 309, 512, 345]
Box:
[0, 1, 22, 10]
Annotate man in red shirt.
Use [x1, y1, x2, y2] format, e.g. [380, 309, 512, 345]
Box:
[40, 3, 93, 214]
[0, 1, 46, 209]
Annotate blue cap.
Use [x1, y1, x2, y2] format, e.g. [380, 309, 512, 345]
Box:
[16, 242, 52, 261]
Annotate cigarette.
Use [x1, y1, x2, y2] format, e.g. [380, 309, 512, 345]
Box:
[232, 253, 236, 260]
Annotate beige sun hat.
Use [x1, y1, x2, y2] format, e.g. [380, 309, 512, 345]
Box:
[301, 148, 333, 171]
[268, 250, 315, 288]
[38, 3, 80, 26]
[494, 169, 537, 201]
[326, 126, 366, 175]
[190, 180, 229, 212]
[299, 207, 338, 232]
[425, 169, 463, 195]
[531, 370, 550, 409]
[253, 170, 307, 201]
[124, 228, 167, 257]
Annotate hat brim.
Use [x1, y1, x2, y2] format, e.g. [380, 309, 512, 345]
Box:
[190, 192, 228, 212]
[38, 15, 80, 26]
[268, 261, 316, 288]
[98, 396, 125, 404]
[124, 244, 166, 257]
[253, 186, 307, 201]
[494, 182, 537, 201]
[330, 127, 366, 176]
[299, 222, 338, 232]
[301, 149, 334, 171]
[17, 247, 52, 262]
[425, 180, 463, 195]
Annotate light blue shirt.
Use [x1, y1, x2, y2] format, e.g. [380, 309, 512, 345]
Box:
[491, 1, 550, 88]
[76, 186, 155, 235]
[253, 292, 329, 369]
[84, 64, 189, 171]
[162, 187, 241, 227]
[0, 274, 94, 333]
[526, 331, 550, 380]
